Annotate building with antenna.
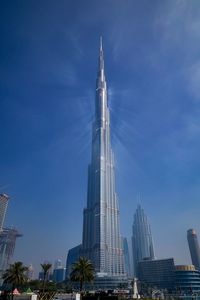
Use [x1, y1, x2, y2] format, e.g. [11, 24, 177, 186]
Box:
[81, 38, 125, 286]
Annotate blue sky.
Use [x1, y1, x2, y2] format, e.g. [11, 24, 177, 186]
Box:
[1, 0, 200, 276]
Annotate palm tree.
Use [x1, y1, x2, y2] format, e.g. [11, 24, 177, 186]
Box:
[70, 256, 94, 291]
[40, 263, 52, 293]
[3, 261, 28, 299]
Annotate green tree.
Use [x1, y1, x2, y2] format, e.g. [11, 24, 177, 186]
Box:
[24, 279, 42, 291]
[40, 263, 52, 293]
[3, 261, 28, 299]
[70, 256, 94, 291]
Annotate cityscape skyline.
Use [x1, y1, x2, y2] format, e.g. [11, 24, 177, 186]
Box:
[1, 0, 200, 275]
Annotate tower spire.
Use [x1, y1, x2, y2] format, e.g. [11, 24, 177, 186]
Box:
[100, 36, 103, 52]
[98, 36, 104, 74]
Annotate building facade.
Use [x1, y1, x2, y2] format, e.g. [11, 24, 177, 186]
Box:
[0, 227, 22, 281]
[54, 259, 62, 270]
[138, 258, 175, 291]
[0, 194, 9, 231]
[132, 205, 155, 276]
[187, 229, 200, 270]
[66, 244, 82, 278]
[175, 265, 200, 294]
[82, 38, 124, 278]
[53, 259, 65, 282]
[122, 237, 131, 277]
[53, 268, 66, 282]
[0, 194, 22, 284]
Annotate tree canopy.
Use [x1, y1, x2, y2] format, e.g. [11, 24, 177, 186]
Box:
[40, 263, 52, 292]
[70, 256, 94, 291]
[3, 261, 28, 289]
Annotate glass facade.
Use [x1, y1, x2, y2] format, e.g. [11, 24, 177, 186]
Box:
[138, 258, 175, 291]
[132, 205, 155, 276]
[82, 39, 125, 278]
[122, 237, 131, 277]
[53, 268, 66, 282]
[65, 244, 82, 278]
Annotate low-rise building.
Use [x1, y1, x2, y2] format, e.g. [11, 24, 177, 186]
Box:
[138, 258, 175, 291]
[175, 265, 200, 294]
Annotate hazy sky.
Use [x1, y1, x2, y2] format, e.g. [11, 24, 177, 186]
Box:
[1, 0, 200, 276]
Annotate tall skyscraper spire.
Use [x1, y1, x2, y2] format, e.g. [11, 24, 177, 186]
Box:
[82, 39, 124, 278]
[98, 36, 104, 73]
[100, 36, 103, 51]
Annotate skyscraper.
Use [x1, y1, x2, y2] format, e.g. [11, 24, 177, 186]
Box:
[0, 227, 22, 281]
[54, 259, 62, 269]
[0, 194, 22, 283]
[0, 194, 9, 231]
[53, 259, 66, 283]
[187, 229, 200, 270]
[82, 38, 124, 278]
[132, 205, 155, 276]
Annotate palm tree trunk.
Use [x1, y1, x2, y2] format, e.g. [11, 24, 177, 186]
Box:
[11, 283, 14, 300]
[80, 279, 83, 291]
[42, 271, 46, 293]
